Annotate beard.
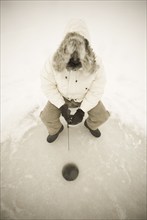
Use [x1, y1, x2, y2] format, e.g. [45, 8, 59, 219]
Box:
[66, 51, 82, 71]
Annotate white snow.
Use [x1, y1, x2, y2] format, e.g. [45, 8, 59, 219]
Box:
[1, 1, 146, 220]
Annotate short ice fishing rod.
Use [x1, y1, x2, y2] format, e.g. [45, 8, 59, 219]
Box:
[67, 112, 74, 151]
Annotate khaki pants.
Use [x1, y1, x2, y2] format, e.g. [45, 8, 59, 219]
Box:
[40, 99, 110, 135]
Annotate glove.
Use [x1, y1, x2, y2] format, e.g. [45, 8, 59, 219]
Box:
[60, 104, 71, 123]
[69, 109, 85, 125]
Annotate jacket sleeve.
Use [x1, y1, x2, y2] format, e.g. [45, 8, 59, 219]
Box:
[80, 62, 106, 112]
[40, 60, 65, 108]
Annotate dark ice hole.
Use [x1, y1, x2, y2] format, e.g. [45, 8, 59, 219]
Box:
[62, 163, 79, 181]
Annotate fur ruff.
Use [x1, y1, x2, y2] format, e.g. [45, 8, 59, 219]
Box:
[53, 32, 98, 73]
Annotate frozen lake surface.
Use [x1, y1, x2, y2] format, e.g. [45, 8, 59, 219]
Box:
[1, 117, 146, 219]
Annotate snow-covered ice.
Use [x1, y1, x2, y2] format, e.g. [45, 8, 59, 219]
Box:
[1, 1, 146, 219]
[1, 118, 146, 219]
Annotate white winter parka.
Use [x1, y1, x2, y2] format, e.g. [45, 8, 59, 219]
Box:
[41, 20, 106, 112]
[41, 56, 106, 113]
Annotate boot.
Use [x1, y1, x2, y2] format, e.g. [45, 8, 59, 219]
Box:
[47, 125, 64, 143]
[84, 120, 101, 138]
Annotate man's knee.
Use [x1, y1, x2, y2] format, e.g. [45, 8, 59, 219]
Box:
[88, 101, 110, 124]
[40, 110, 46, 123]
[40, 101, 61, 123]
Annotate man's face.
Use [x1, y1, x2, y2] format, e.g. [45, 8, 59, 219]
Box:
[67, 51, 82, 71]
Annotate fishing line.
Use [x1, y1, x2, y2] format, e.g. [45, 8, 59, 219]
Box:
[67, 124, 70, 151]
[67, 112, 73, 151]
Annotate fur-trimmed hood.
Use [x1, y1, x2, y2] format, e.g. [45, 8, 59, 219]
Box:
[53, 20, 98, 74]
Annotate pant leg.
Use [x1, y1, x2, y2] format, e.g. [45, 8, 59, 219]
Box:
[86, 101, 110, 130]
[40, 101, 62, 135]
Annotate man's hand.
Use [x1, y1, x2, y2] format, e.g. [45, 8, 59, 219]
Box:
[60, 104, 71, 123]
[68, 109, 85, 125]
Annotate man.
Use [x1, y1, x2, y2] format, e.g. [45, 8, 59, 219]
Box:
[40, 20, 110, 143]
